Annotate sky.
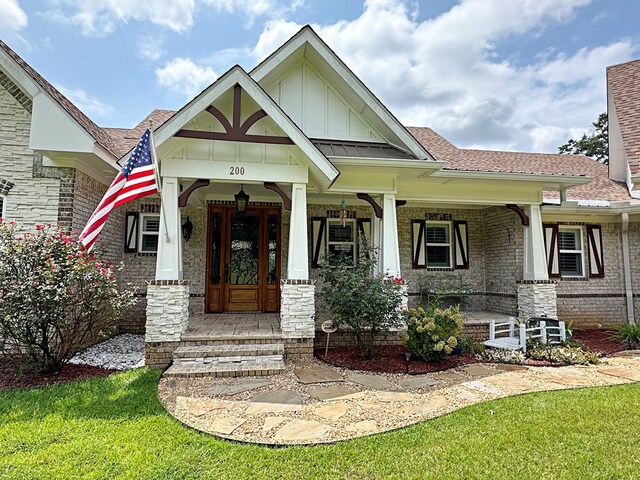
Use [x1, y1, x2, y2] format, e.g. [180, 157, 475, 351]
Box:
[0, 0, 638, 153]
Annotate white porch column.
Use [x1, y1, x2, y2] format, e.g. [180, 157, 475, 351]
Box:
[522, 204, 549, 281]
[381, 194, 401, 277]
[155, 176, 183, 280]
[287, 182, 309, 280]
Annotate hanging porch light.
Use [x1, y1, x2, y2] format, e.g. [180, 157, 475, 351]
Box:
[234, 184, 250, 214]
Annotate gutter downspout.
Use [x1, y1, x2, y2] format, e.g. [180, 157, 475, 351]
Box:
[621, 213, 636, 325]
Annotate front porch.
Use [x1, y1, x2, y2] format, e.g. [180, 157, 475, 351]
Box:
[181, 313, 282, 342]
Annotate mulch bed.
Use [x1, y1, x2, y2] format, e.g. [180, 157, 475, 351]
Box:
[316, 330, 629, 374]
[572, 329, 628, 356]
[0, 360, 116, 391]
[316, 345, 480, 374]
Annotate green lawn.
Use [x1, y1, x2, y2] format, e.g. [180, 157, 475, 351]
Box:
[0, 369, 639, 480]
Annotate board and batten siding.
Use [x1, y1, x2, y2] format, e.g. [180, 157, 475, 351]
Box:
[266, 60, 383, 142]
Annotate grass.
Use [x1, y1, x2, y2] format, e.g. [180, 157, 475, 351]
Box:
[0, 369, 639, 480]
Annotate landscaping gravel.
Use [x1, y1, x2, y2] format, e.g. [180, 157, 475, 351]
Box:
[70, 334, 145, 370]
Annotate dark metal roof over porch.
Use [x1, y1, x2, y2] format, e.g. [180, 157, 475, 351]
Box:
[312, 139, 417, 160]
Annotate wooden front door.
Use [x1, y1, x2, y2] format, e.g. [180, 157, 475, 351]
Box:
[205, 205, 280, 313]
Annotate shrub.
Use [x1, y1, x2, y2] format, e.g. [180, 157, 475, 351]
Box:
[405, 305, 464, 362]
[612, 324, 640, 347]
[477, 348, 526, 364]
[526, 343, 599, 365]
[0, 221, 136, 373]
[318, 240, 405, 359]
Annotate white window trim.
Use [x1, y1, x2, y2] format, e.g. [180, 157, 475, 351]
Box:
[558, 226, 585, 278]
[0, 193, 5, 219]
[426, 221, 453, 269]
[326, 218, 357, 263]
[139, 213, 160, 253]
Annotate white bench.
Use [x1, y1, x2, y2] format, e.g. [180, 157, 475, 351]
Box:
[484, 318, 566, 352]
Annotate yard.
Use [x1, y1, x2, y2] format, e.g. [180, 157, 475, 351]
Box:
[1, 368, 639, 479]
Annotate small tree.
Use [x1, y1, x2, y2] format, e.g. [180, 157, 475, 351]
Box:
[559, 112, 608, 164]
[318, 241, 405, 359]
[0, 221, 136, 373]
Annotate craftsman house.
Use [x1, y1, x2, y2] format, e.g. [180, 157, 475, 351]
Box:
[1, 27, 639, 375]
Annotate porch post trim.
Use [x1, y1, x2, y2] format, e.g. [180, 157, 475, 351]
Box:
[287, 183, 309, 280]
[155, 176, 183, 280]
[381, 193, 401, 277]
[522, 204, 548, 281]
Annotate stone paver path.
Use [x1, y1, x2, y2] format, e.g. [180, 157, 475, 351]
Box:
[158, 353, 640, 446]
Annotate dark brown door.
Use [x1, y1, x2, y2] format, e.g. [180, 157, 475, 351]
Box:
[205, 205, 280, 312]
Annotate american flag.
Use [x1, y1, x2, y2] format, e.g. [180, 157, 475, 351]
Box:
[79, 129, 159, 251]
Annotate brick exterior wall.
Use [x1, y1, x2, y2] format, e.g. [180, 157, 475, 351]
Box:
[0, 80, 61, 228]
[553, 222, 628, 328]
[483, 206, 522, 315]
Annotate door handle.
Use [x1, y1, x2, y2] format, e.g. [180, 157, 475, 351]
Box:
[224, 264, 230, 283]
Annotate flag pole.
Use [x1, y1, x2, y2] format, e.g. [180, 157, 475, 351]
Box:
[149, 121, 171, 243]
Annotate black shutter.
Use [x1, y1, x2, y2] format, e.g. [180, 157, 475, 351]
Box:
[310, 217, 326, 268]
[586, 225, 604, 278]
[357, 218, 372, 258]
[453, 220, 469, 269]
[412, 220, 426, 268]
[543, 224, 560, 278]
[124, 212, 139, 253]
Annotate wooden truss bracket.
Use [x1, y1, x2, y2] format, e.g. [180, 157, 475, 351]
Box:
[395, 200, 407, 208]
[175, 84, 294, 145]
[264, 182, 292, 210]
[357, 193, 383, 219]
[178, 179, 210, 207]
[506, 204, 530, 226]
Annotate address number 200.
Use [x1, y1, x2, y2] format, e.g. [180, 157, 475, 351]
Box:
[229, 166, 245, 175]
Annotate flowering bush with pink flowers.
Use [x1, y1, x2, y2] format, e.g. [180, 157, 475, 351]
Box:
[0, 221, 136, 373]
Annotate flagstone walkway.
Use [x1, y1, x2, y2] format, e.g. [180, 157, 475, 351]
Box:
[157, 350, 640, 446]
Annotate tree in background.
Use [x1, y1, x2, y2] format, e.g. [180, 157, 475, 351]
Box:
[558, 112, 608, 164]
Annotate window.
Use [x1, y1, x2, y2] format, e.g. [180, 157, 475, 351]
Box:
[326, 219, 356, 263]
[558, 227, 583, 277]
[426, 221, 452, 268]
[139, 214, 160, 253]
[0, 194, 5, 219]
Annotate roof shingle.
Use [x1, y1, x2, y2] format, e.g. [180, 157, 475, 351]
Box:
[407, 126, 630, 202]
[0, 39, 120, 158]
[607, 59, 640, 174]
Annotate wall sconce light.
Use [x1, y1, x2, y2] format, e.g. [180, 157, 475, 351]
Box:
[234, 185, 250, 214]
[181, 216, 193, 242]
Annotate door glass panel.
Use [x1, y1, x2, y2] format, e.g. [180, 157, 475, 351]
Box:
[267, 214, 278, 285]
[210, 212, 222, 285]
[229, 213, 260, 285]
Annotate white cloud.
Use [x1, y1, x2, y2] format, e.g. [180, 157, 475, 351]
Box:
[156, 57, 217, 97]
[138, 35, 165, 61]
[43, 0, 303, 36]
[252, 0, 636, 153]
[44, 0, 198, 36]
[57, 86, 115, 117]
[0, 0, 28, 33]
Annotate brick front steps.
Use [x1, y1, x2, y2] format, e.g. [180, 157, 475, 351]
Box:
[164, 341, 286, 378]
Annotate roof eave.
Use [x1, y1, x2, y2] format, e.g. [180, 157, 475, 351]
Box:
[434, 169, 593, 187]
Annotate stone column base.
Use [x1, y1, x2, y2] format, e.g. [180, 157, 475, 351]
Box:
[517, 281, 558, 319]
[145, 280, 190, 367]
[280, 280, 316, 344]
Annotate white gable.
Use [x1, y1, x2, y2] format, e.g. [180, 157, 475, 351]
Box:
[251, 26, 435, 161]
[265, 59, 383, 142]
